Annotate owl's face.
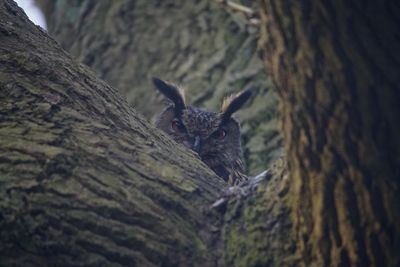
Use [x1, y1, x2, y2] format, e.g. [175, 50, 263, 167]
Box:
[153, 78, 251, 183]
[156, 106, 242, 170]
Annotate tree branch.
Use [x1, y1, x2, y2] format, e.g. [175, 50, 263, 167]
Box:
[214, 0, 260, 27]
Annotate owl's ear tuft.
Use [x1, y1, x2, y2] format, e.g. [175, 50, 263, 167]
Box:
[153, 78, 186, 113]
[220, 90, 252, 123]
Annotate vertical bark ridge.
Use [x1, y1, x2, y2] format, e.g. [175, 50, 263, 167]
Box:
[259, 0, 400, 266]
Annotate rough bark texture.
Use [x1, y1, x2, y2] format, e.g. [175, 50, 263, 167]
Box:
[259, 0, 400, 266]
[38, 0, 282, 175]
[220, 158, 295, 267]
[1, 1, 295, 266]
[4, 0, 399, 266]
[0, 1, 227, 266]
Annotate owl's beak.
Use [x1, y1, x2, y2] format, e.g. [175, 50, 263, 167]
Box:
[192, 136, 201, 154]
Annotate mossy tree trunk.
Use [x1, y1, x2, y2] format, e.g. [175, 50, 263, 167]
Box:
[2, 0, 400, 266]
[0, 1, 226, 266]
[258, 0, 400, 266]
[1, 1, 294, 266]
[1, 1, 292, 266]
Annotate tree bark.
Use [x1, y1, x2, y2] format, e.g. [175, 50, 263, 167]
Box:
[1, 1, 297, 266]
[3, 0, 399, 266]
[258, 0, 400, 266]
[0, 1, 227, 266]
[38, 0, 282, 175]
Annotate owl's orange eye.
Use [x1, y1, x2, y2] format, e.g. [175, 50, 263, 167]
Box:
[213, 129, 226, 140]
[171, 119, 185, 132]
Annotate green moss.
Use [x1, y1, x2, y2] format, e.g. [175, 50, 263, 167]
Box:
[222, 160, 295, 267]
[1, 137, 64, 158]
[160, 164, 197, 193]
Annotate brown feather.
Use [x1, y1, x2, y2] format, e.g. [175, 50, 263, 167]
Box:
[221, 94, 236, 113]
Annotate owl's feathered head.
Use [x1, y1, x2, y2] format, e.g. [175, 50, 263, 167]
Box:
[152, 77, 251, 184]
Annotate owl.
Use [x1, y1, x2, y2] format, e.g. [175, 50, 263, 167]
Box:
[153, 78, 251, 185]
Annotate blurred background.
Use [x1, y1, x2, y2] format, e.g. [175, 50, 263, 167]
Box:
[15, 0, 282, 175]
[15, 0, 46, 29]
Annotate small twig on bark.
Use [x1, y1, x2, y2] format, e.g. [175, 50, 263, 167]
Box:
[210, 169, 271, 211]
[216, 0, 255, 16]
[214, 0, 260, 27]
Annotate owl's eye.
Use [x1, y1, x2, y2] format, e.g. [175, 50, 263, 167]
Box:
[213, 129, 226, 140]
[171, 119, 185, 132]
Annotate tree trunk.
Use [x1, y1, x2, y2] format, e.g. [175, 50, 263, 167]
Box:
[258, 0, 400, 266]
[1, 1, 298, 266]
[1, 1, 294, 266]
[0, 1, 226, 266]
[3, 0, 399, 266]
[37, 0, 282, 175]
